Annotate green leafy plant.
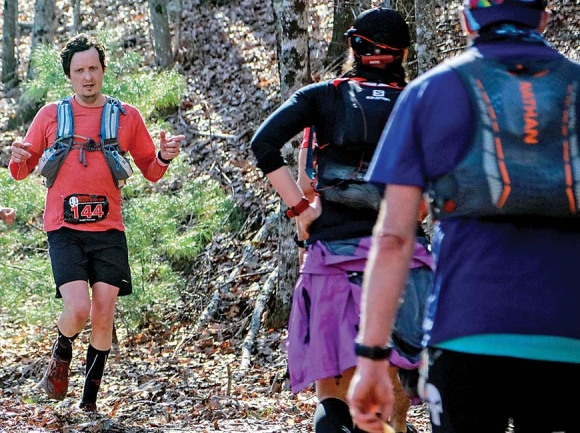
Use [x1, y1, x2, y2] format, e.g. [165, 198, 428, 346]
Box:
[0, 171, 59, 325]
[119, 156, 243, 328]
[0, 157, 241, 330]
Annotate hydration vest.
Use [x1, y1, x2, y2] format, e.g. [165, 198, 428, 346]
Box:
[429, 50, 580, 220]
[37, 96, 133, 189]
[310, 78, 403, 210]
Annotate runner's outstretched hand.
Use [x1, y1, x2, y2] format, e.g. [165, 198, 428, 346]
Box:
[10, 141, 32, 164]
[0, 207, 16, 225]
[159, 130, 185, 162]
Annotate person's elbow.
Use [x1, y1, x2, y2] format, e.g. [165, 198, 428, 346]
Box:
[372, 229, 415, 259]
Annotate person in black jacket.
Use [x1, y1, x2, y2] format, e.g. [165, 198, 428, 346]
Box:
[251, 8, 434, 433]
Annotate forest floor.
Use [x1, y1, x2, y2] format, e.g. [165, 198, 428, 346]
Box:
[0, 0, 434, 432]
[2, 0, 577, 431]
[0, 312, 432, 433]
[2, 313, 307, 433]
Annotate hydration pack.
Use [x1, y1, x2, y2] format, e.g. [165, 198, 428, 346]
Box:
[37, 96, 133, 189]
[308, 78, 403, 210]
[334, 78, 402, 149]
[429, 51, 580, 220]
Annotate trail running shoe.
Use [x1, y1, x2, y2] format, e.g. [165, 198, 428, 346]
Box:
[40, 353, 71, 401]
[79, 401, 98, 413]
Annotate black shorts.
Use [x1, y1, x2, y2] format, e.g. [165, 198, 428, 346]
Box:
[47, 227, 132, 298]
[421, 347, 580, 433]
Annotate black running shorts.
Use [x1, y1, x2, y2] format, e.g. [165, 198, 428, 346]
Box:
[47, 227, 132, 298]
[421, 347, 580, 433]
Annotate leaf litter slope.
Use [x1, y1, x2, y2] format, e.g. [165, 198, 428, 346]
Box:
[1, 0, 323, 431]
[0, 0, 507, 431]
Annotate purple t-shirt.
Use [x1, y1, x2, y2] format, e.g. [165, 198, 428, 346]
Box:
[367, 40, 580, 352]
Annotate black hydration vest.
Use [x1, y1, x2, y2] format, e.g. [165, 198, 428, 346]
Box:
[429, 50, 580, 220]
[311, 78, 403, 211]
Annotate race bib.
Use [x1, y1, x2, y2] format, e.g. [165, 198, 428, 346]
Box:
[63, 194, 109, 224]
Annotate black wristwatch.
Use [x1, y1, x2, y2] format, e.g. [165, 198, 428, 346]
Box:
[293, 233, 306, 248]
[157, 151, 172, 164]
[354, 342, 392, 360]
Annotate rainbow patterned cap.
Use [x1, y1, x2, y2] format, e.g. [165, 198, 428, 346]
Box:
[463, 0, 546, 30]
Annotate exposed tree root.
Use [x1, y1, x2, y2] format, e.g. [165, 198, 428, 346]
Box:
[240, 266, 279, 372]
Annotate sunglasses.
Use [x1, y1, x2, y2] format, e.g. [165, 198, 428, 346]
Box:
[347, 31, 405, 52]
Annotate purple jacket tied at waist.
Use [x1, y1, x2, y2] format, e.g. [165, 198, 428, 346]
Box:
[287, 236, 434, 394]
[301, 236, 434, 275]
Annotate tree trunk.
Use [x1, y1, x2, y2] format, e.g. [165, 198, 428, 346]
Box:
[414, 0, 438, 75]
[148, 0, 174, 69]
[266, 203, 300, 330]
[27, 0, 56, 81]
[387, 0, 417, 80]
[272, 0, 311, 99]
[2, 0, 19, 89]
[168, 0, 182, 61]
[268, 0, 311, 329]
[325, 0, 372, 73]
[71, 0, 82, 35]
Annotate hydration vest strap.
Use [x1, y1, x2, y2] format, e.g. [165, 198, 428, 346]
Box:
[47, 96, 130, 189]
[57, 97, 74, 138]
[305, 126, 316, 180]
[57, 96, 126, 141]
[100, 97, 125, 141]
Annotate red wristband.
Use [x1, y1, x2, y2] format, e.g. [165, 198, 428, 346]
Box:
[285, 197, 310, 218]
[300, 128, 311, 149]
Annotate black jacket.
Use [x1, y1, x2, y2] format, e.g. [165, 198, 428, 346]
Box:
[251, 69, 405, 243]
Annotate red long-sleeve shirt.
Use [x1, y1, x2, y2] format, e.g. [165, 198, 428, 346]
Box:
[10, 96, 168, 232]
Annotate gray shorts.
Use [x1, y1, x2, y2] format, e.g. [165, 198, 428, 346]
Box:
[47, 227, 132, 298]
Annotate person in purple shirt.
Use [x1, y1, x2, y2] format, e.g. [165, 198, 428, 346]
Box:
[348, 1, 580, 432]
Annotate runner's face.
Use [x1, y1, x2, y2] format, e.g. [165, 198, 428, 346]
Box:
[68, 47, 105, 106]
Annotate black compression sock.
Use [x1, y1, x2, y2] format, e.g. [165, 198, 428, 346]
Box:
[314, 397, 361, 433]
[81, 344, 110, 404]
[53, 328, 79, 360]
